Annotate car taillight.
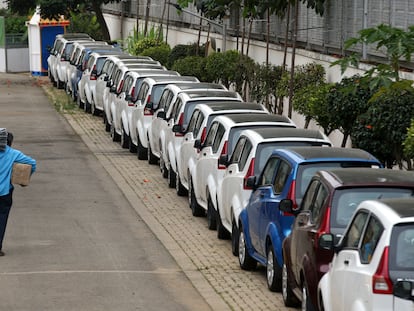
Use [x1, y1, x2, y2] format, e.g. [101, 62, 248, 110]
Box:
[243, 158, 255, 189]
[284, 181, 297, 216]
[144, 94, 153, 116]
[217, 141, 228, 170]
[200, 127, 207, 144]
[174, 113, 184, 137]
[90, 65, 97, 80]
[131, 86, 135, 99]
[372, 247, 393, 294]
[117, 80, 124, 94]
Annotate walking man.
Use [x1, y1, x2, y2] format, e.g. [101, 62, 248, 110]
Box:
[0, 128, 36, 256]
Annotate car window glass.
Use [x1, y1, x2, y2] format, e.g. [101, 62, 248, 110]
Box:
[212, 125, 226, 154]
[260, 157, 280, 186]
[310, 185, 328, 225]
[238, 140, 252, 171]
[187, 110, 200, 133]
[204, 122, 218, 147]
[193, 114, 204, 137]
[171, 100, 183, 122]
[301, 180, 320, 211]
[391, 224, 414, 270]
[273, 160, 291, 194]
[230, 137, 246, 164]
[360, 216, 383, 264]
[342, 211, 369, 248]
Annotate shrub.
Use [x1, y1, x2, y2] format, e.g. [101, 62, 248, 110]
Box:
[171, 56, 209, 82]
[141, 43, 171, 67]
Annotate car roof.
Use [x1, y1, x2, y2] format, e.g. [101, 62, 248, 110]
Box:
[182, 89, 240, 99]
[56, 33, 92, 40]
[197, 102, 266, 112]
[166, 82, 226, 91]
[373, 198, 414, 218]
[272, 146, 380, 162]
[245, 127, 329, 140]
[318, 168, 414, 188]
[127, 70, 180, 78]
[142, 76, 199, 83]
[216, 113, 294, 124]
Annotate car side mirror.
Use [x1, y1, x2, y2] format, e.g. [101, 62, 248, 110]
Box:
[104, 75, 109, 82]
[194, 139, 202, 149]
[125, 94, 132, 102]
[91, 69, 97, 76]
[245, 176, 257, 190]
[157, 111, 166, 119]
[279, 199, 295, 214]
[110, 85, 116, 93]
[318, 233, 335, 250]
[218, 154, 229, 167]
[172, 124, 183, 133]
[394, 280, 414, 301]
[145, 102, 153, 110]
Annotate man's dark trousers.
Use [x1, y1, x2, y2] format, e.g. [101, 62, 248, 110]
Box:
[0, 191, 13, 250]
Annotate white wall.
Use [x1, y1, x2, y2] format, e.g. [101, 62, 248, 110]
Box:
[6, 48, 29, 72]
[0, 48, 5, 72]
[104, 14, 414, 148]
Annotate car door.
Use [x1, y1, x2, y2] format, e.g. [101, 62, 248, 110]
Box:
[152, 89, 174, 157]
[327, 211, 370, 310]
[246, 157, 281, 253]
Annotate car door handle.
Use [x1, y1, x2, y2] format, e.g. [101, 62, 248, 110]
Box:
[344, 260, 349, 265]
[228, 170, 233, 174]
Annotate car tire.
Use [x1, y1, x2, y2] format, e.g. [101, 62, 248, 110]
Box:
[302, 280, 315, 311]
[238, 226, 256, 270]
[217, 209, 230, 240]
[120, 124, 129, 149]
[175, 172, 187, 196]
[190, 180, 204, 217]
[167, 167, 176, 188]
[65, 82, 71, 95]
[128, 136, 137, 153]
[110, 123, 121, 142]
[104, 114, 111, 132]
[57, 79, 64, 89]
[231, 221, 239, 256]
[147, 140, 158, 164]
[160, 153, 168, 178]
[84, 99, 91, 113]
[91, 102, 99, 116]
[206, 197, 216, 228]
[266, 247, 282, 292]
[77, 93, 84, 109]
[282, 263, 300, 307]
[137, 134, 147, 160]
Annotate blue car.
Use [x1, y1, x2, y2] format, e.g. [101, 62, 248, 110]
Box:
[237, 146, 383, 292]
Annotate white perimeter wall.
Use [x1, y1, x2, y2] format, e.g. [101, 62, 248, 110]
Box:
[105, 14, 414, 147]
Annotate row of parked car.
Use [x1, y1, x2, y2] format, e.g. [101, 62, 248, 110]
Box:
[48, 33, 414, 311]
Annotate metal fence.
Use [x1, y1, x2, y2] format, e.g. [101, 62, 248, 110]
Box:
[103, 0, 414, 68]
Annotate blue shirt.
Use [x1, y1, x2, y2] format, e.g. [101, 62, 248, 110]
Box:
[0, 146, 36, 196]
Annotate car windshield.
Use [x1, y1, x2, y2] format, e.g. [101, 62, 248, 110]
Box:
[254, 142, 332, 175]
[332, 188, 414, 230]
[390, 223, 414, 275]
[151, 84, 170, 109]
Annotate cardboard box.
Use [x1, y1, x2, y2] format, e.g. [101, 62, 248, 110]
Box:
[11, 163, 32, 186]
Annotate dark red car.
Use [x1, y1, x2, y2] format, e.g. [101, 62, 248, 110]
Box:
[280, 168, 414, 311]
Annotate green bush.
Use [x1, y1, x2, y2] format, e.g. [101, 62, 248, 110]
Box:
[4, 15, 27, 33]
[68, 9, 102, 40]
[141, 43, 171, 67]
[205, 50, 241, 88]
[171, 56, 209, 82]
[403, 119, 414, 163]
[168, 43, 205, 68]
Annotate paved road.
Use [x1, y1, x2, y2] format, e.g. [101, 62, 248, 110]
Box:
[0, 73, 213, 311]
[0, 72, 298, 311]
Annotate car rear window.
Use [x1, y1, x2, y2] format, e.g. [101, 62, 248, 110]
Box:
[389, 223, 414, 279]
[332, 188, 414, 230]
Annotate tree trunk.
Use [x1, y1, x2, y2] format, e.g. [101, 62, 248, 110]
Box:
[246, 18, 253, 57]
[288, 0, 299, 118]
[144, 0, 151, 36]
[341, 132, 349, 147]
[92, 0, 111, 41]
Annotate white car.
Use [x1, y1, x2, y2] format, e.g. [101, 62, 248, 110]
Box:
[129, 75, 200, 161]
[160, 90, 243, 194]
[110, 70, 180, 150]
[318, 197, 414, 311]
[176, 102, 270, 204]
[191, 113, 297, 229]
[151, 82, 228, 173]
[94, 55, 153, 117]
[77, 50, 125, 114]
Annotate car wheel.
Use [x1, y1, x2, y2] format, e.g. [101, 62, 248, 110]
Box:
[84, 99, 91, 113]
[120, 125, 129, 149]
[282, 263, 300, 307]
[128, 136, 137, 153]
[266, 247, 282, 292]
[217, 208, 230, 240]
[71, 86, 76, 102]
[110, 123, 121, 142]
[91, 102, 99, 116]
[65, 82, 71, 95]
[231, 221, 239, 256]
[167, 167, 176, 188]
[238, 226, 256, 270]
[190, 180, 204, 217]
[175, 172, 187, 196]
[77, 93, 84, 109]
[159, 153, 168, 178]
[302, 280, 315, 311]
[57, 79, 64, 89]
[137, 134, 147, 160]
[104, 114, 111, 132]
[147, 140, 158, 164]
[206, 197, 217, 228]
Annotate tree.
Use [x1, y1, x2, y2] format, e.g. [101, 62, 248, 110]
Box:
[6, 0, 120, 41]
